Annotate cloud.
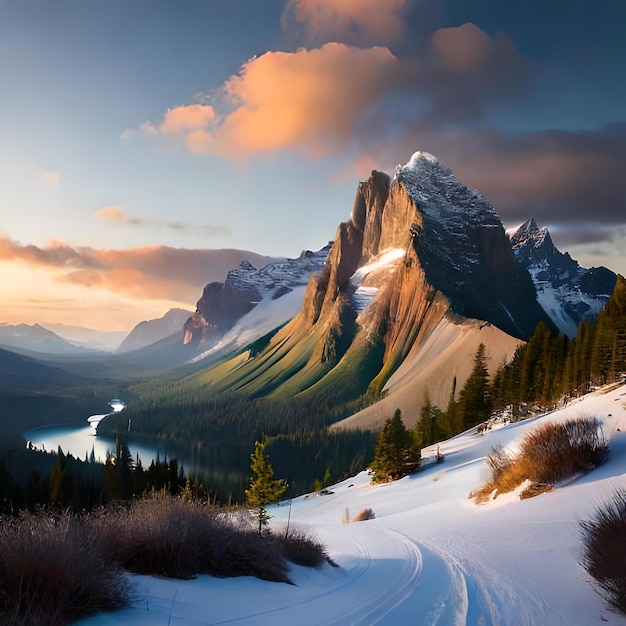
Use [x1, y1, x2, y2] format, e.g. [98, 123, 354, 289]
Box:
[158, 43, 410, 159]
[282, 0, 409, 47]
[0, 237, 272, 303]
[92, 205, 228, 235]
[121, 122, 158, 139]
[139, 121, 158, 135]
[94, 205, 126, 221]
[160, 104, 215, 134]
[149, 24, 530, 162]
[40, 169, 60, 184]
[348, 122, 626, 251]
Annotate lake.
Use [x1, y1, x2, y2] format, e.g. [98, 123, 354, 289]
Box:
[22, 400, 172, 466]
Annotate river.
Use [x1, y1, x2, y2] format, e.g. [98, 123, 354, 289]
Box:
[22, 399, 170, 466]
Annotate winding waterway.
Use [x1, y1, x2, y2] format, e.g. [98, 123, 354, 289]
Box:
[23, 400, 167, 466]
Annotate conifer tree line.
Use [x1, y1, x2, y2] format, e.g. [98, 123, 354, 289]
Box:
[0, 439, 207, 514]
[416, 275, 626, 447]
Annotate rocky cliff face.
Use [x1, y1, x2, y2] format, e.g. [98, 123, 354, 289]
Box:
[198, 152, 552, 405]
[299, 152, 548, 350]
[510, 217, 616, 337]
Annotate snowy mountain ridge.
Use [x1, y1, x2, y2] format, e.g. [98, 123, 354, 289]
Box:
[183, 245, 331, 349]
[510, 217, 616, 337]
[221, 246, 331, 301]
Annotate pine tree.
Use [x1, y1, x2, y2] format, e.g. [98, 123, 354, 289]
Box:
[459, 344, 492, 429]
[50, 447, 69, 502]
[370, 409, 421, 483]
[245, 440, 288, 535]
[104, 436, 134, 500]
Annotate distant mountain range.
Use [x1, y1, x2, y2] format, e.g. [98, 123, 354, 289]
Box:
[116, 308, 193, 353]
[0, 323, 95, 355]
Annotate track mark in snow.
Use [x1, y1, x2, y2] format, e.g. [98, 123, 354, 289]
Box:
[414, 530, 552, 626]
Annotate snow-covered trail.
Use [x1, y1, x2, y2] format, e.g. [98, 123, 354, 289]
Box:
[78, 521, 449, 625]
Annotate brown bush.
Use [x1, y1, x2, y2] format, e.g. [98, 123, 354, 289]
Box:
[0, 511, 129, 626]
[467, 484, 496, 505]
[581, 490, 626, 615]
[352, 508, 375, 522]
[87, 494, 291, 582]
[519, 482, 553, 500]
[274, 527, 329, 567]
[519, 417, 608, 484]
[473, 416, 608, 501]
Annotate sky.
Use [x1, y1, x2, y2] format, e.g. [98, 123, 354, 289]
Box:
[1, 0, 625, 332]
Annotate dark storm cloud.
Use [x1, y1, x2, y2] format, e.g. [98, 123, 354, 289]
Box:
[433, 123, 626, 226]
[355, 123, 626, 240]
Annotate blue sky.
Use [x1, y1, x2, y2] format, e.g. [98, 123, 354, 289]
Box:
[1, 0, 624, 330]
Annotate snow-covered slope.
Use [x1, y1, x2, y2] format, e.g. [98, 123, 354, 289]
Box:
[510, 217, 616, 337]
[78, 383, 626, 625]
[188, 285, 309, 363]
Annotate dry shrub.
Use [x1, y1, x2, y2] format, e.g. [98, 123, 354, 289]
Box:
[275, 527, 329, 567]
[519, 482, 553, 500]
[520, 417, 608, 484]
[87, 495, 291, 582]
[468, 483, 496, 505]
[0, 511, 129, 626]
[485, 445, 529, 495]
[473, 416, 608, 501]
[352, 508, 375, 522]
[581, 490, 626, 615]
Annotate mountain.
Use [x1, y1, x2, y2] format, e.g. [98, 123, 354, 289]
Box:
[183, 247, 331, 351]
[45, 323, 128, 352]
[0, 323, 98, 355]
[185, 152, 552, 424]
[510, 217, 617, 337]
[116, 308, 193, 353]
[0, 346, 82, 389]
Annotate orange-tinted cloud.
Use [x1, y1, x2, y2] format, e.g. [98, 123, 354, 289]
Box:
[176, 43, 409, 159]
[431, 23, 494, 74]
[0, 237, 274, 303]
[94, 205, 126, 221]
[160, 104, 215, 134]
[150, 24, 530, 162]
[40, 169, 60, 184]
[415, 24, 532, 124]
[282, 0, 409, 47]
